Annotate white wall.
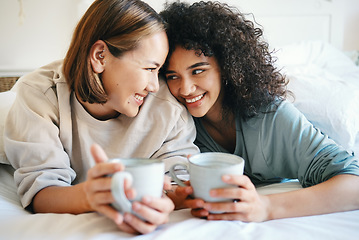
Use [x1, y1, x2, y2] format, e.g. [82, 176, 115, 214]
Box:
[0, 0, 358, 76]
[0, 0, 81, 75]
[343, 0, 359, 50]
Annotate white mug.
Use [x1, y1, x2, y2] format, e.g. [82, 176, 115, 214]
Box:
[170, 152, 244, 204]
[110, 158, 164, 216]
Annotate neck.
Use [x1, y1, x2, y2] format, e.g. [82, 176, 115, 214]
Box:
[76, 95, 119, 121]
[202, 111, 236, 153]
[202, 109, 235, 132]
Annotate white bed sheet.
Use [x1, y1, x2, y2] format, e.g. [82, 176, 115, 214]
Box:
[1, 164, 358, 240]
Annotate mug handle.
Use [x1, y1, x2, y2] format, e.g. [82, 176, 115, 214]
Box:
[111, 172, 133, 214]
[169, 163, 188, 187]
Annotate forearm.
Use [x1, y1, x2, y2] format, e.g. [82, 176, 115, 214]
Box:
[32, 183, 91, 214]
[266, 174, 359, 220]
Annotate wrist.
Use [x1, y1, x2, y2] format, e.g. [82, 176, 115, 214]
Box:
[78, 182, 93, 212]
[262, 195, 274, 221]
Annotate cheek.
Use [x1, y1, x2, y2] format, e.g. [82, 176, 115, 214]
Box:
[207, 76, 222, 94]
[167, 82, 183, 102]
[167, 82, 178, 95]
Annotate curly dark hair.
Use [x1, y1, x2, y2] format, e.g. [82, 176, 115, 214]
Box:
[160, 1, 288, 120]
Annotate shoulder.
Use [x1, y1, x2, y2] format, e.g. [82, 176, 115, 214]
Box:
[253, 100, 308, 129]
[15, 60, 66, 92]
[271, 100, 304, 121]
[9, 60, 71, 120]
[150, 78, 181, 106]
[13, 60, 69, 107]
[244, 100, 305, 128]
[146, 78, 192, 123]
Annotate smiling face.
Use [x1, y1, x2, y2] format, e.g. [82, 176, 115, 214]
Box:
[165, 47, 223, 119]
[86, 31, 169, 120]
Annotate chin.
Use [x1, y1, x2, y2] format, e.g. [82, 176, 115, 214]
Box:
[124, 108, 140, 118]
[190, 110, 206, 118]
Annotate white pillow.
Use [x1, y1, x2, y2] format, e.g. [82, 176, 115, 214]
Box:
[276, 41, 359, 155]
[285, 65, 359, 154]
[0, 91, 16, 164]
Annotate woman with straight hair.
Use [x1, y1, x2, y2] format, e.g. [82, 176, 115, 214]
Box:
[4, 0, 199, 234]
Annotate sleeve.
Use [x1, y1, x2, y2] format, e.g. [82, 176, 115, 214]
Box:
[261, 101, 359, 187]
[4, 81, 76, 208]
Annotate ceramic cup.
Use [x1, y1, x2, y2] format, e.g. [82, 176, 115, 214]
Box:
[170, 152, 244, 204]
[110, 158, 164, 216]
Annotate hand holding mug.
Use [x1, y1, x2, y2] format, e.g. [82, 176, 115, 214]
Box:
[110, 158, 174, 234]
[169, 152, 245, 213]
[87, 144, 173, 234]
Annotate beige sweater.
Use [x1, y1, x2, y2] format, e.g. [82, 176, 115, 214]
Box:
[4, 60, 199, 208]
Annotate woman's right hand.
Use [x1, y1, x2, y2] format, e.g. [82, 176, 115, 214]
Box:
[84, 144, 126, 224]
[85, 144, 143, 234]
[85, 144, 172, 234]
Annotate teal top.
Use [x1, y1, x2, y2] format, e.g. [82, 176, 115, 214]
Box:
[194, 100, 359, 187]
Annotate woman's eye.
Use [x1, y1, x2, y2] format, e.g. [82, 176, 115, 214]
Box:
[165, 75, 178, 81]
[193, 69, 204, 75]
[146, 68, 156, 72]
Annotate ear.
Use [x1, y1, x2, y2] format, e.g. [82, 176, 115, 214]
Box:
[90, 40, 107, 74]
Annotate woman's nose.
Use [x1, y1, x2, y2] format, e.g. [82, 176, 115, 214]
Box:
[179, 78, 195, 96]
[146, 74, 160, 93]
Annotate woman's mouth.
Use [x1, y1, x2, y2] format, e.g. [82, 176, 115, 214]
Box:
[135, 94, 144, 101]
[134, 94, 145, 105]
[185, 94, 204, 103]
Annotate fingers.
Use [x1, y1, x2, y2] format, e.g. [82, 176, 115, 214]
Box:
[191, 208, 209, 218]
[222, 174, 255, 190]
[98, 204, 125, 225]
[210, 187, 247, 201]
[87, 144, 169, 234]
[208, 174, 255, 202]
[163, 175, 172, 191]
[207, 212, 250, 221]
[120, 196, 174, 234]
[90, 143, 108, 163]
[134, 196, 174, 224]
[204, 201, 250, 215]
[143, 195, 175, 215]
[199, 174, 269, 222]
[117, 218, 140, 234]
[87, 162, 124, 179]
[84, 177, 113, 203]
[166, 185, 196, 210]
[123, 213, 157, 234]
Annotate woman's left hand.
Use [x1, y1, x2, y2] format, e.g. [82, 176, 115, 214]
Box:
[120, 176, 175, 234]
[198, 174, 270, 222]
[121, 192, 174, 234]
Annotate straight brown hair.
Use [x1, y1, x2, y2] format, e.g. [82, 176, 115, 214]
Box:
[63, 0, 165, 103]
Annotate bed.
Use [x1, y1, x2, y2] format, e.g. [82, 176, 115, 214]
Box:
[1, 164, 358, 240]
[1, 0, 359, 239]
[1, 44, 358, 240]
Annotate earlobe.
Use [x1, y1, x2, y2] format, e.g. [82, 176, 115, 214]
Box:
[90, 40, 107, 74]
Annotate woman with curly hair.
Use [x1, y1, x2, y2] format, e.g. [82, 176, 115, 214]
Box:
[160, 1, 359, 222]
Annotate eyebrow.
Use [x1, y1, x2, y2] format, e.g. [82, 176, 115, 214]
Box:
[150, 61, 161, 68]
[187, 62, 210, 70]
[165, 62, 210, 74]
[144, 59, 161, 68]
